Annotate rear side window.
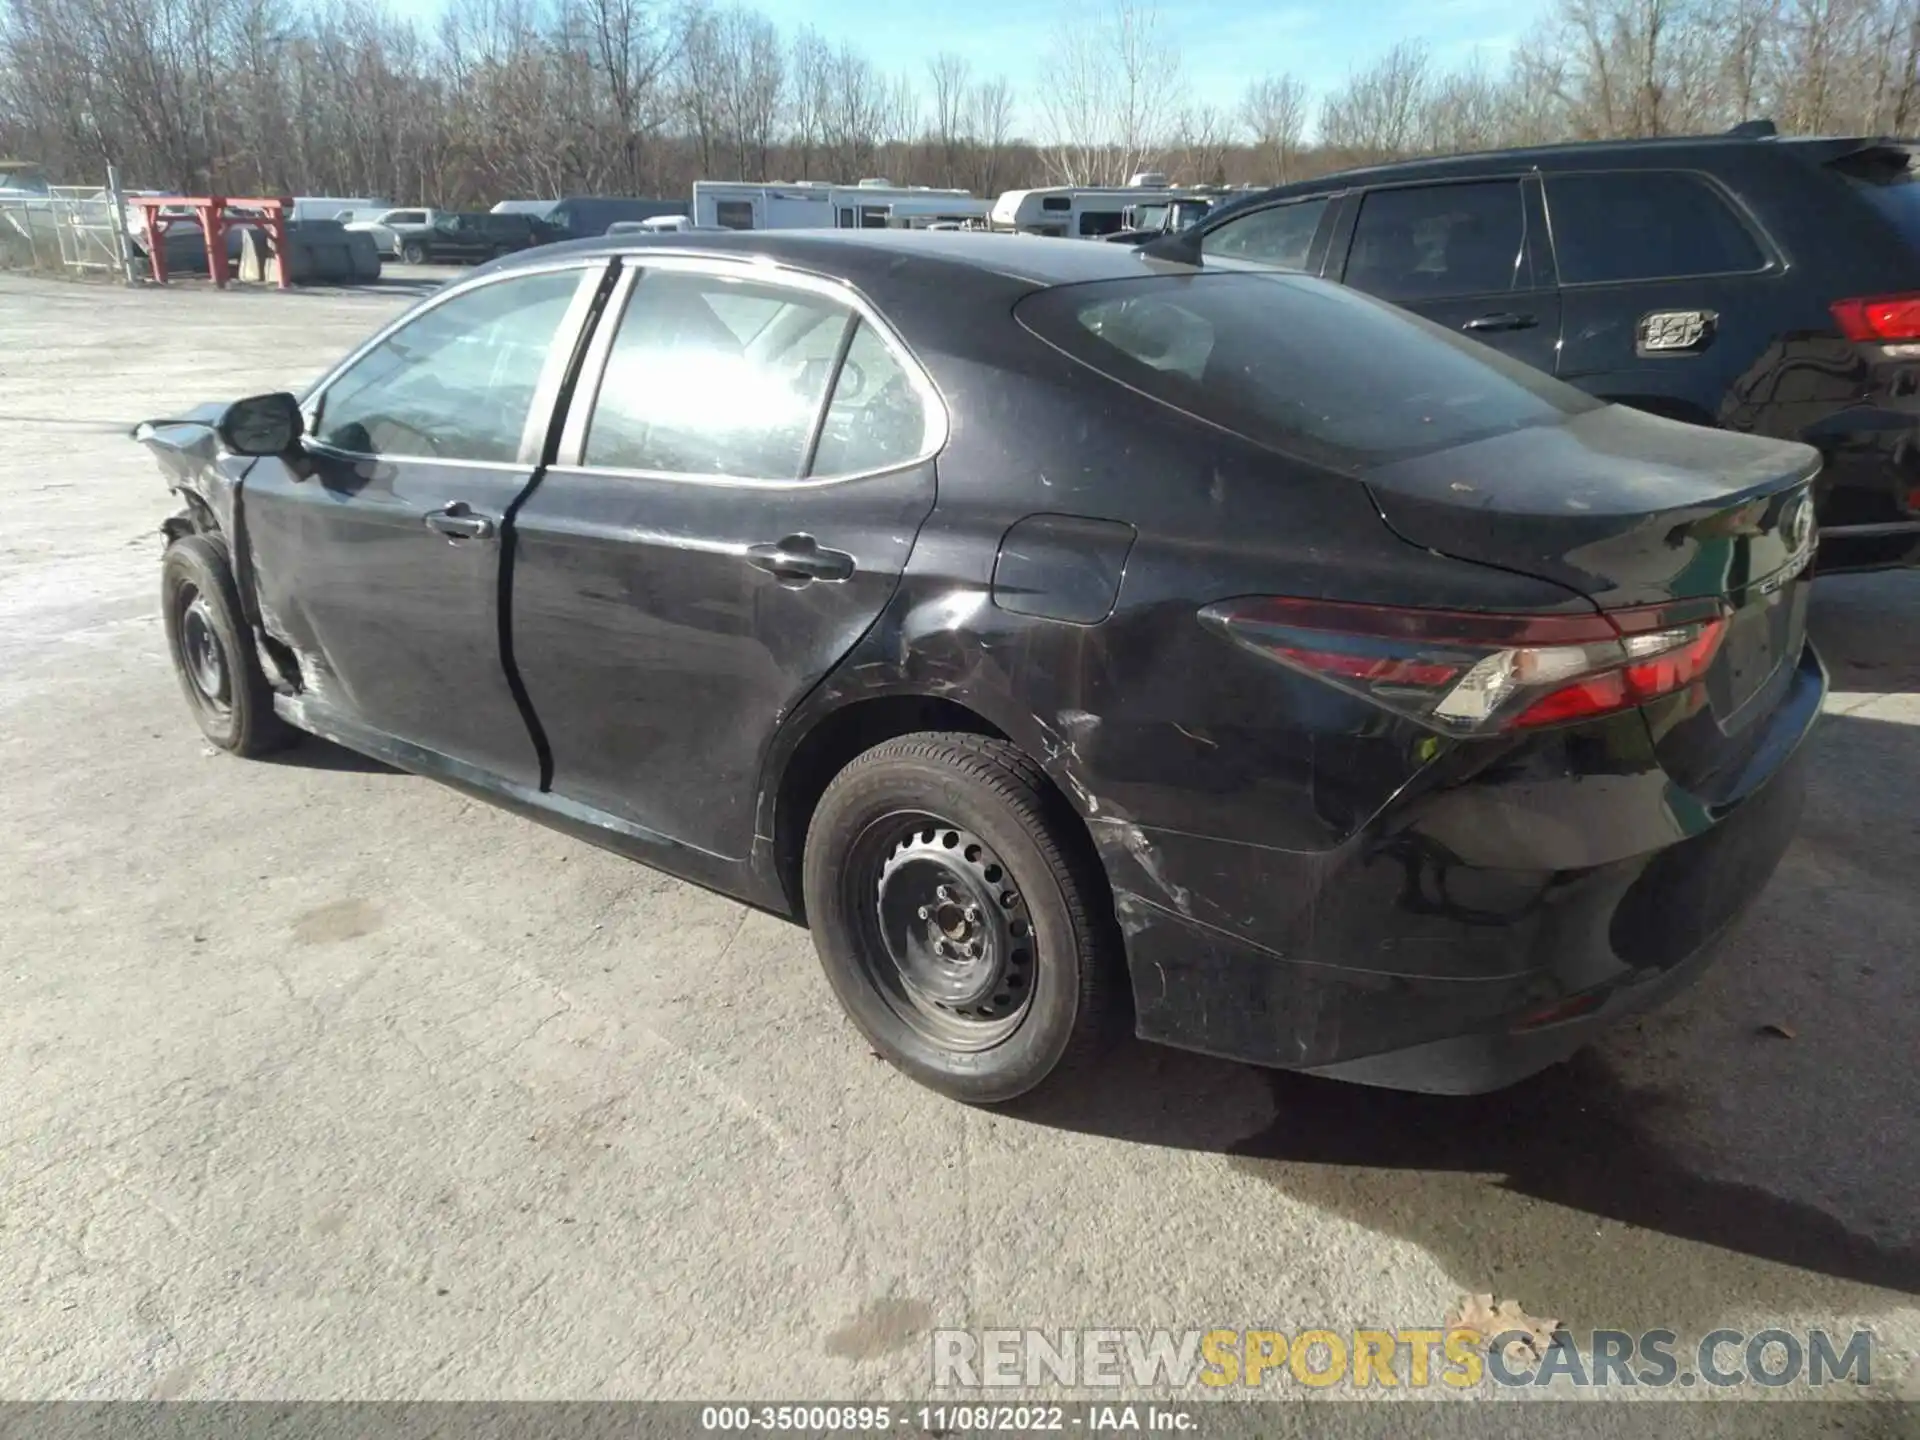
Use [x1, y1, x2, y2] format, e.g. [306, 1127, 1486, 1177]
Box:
[1545, 171, 1765, 283]
[1344, 182, 1528, 300]
[1017, 273, 1600, 470]
[1201, 198, 1328, 269]
[810, 321, 929, 475]
[1042, 196, 1072, 212]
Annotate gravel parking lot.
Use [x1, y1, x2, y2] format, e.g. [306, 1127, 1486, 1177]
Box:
[0, 271, 1915, 1427]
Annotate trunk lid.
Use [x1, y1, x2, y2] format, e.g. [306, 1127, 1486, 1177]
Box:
[1364, 403, 1820, 759]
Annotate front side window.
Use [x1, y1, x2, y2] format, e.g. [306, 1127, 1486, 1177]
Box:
[1200, 198, 1329, 269]
[1344, 181, 1528, 301]
[388, 210, 426, 226]
[1546, 171, 1767, 283]
[582, 272, 856, 479]
[1017, 272, 1599, 470]
[312, 268, 584, 462]
[1079, 209, 1124, 237]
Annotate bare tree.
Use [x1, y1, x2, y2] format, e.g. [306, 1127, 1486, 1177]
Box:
[1318, 39, 1432, 160]
[709, 5, 785, 180]
[927, 51, 971, 186]
[6, 0, 1916, 222]
[1239, 72, 1307, 183]
[1039, 0, 1183, 184]
[964, 75, 1016, 194]
[1166, 102, 1229, 183]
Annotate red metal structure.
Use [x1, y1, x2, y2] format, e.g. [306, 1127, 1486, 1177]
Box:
[130, 196, 293, 289]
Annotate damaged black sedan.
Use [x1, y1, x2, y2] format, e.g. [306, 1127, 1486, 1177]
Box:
[138, 231, 1825, 1103]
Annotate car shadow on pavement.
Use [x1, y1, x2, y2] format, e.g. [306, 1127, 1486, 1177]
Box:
[257, 736, 396, 774]
[1810, 569, 1920, 692]
[1009, 702, 1920, 1338]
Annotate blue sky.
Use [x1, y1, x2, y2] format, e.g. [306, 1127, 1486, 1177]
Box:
[394, 0, 1545, 137]
[741, 0, 1543, 130]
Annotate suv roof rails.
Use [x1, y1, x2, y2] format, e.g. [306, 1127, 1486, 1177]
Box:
[1727, 118, 1778, 138]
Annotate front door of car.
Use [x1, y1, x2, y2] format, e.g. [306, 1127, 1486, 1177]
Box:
[509, 259, 942, 859]
[243, 261, 605, 785]
[1333, 177, 1563, 373]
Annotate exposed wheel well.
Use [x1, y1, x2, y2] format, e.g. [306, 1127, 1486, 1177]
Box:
[773, 695, 1012, 920]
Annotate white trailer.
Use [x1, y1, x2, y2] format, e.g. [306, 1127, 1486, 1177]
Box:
[989, 185, 1176, 239]
[692, 180, 979, 231]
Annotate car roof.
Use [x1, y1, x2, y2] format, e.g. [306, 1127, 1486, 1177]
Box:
[500, 227, 1204, 293]
[1208, 131, 1912, 219]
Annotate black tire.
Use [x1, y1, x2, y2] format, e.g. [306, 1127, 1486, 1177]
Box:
[400, 240, 426, 264]
[802, 732, 1119, 1104]
[161, 534, 296, 757]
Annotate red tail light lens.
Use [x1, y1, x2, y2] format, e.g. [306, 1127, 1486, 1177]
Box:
[1830, 293, 1920, 343]
[1200, 596, 1727, 735]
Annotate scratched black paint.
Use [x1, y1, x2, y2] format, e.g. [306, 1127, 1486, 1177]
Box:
[137, 230, 1827, 1094]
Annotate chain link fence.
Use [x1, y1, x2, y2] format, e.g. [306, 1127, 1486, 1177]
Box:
[0, 174, 135, 279]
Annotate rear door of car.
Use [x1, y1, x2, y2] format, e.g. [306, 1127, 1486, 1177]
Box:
[508, 257, 944, 859]
[1330, 176, 1562, 372]
[1541, 167, 1783, 419]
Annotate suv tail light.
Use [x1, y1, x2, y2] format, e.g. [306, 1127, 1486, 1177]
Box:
[1830, 293, 1920, 343]
[1200, 596, 1728, 736]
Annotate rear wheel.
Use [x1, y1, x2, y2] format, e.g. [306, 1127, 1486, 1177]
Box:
[161, 534, 295, 757]
[802, 732, 1119, 1104]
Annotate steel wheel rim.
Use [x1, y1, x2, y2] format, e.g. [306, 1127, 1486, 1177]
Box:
[848, 812, 1037, 1051]
[178, 588, 231, 713]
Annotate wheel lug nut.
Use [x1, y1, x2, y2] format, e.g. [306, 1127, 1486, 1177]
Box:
[964, 905, 980, 923]
[917, 905, 931, 920]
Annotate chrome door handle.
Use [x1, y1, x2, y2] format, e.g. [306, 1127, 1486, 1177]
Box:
[1462, 312, 1538, 333]
[423, 501, 495, 540]
[747, 534, 855, 582]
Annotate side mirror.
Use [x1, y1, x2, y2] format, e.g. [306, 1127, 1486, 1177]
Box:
[217, 392, 304, 456]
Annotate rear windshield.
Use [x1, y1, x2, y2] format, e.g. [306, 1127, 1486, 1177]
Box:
[1017, 272, 1601, 470]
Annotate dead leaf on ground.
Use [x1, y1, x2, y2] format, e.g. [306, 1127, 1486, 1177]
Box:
[1447, 1293, 1561, 1371]
[1760, 1022, 1797, 1039]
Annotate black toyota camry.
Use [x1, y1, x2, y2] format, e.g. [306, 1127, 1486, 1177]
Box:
[136, 230, 1826, 1104]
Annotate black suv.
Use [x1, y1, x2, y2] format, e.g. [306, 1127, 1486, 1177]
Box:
[409, 212, 557, 264]
[1174, 123, 1920, 571]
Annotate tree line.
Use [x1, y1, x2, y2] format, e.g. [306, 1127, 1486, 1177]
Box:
[0, 0, 1914, 206]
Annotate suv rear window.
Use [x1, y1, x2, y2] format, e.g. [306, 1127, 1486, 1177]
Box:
[1545, 171, 1765, 282]
[1017, 273, 1600, 469]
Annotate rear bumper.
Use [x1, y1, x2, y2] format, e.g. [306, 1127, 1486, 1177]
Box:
[1099, 643, 1824, 1094]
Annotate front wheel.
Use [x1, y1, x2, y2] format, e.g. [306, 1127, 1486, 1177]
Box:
[161, 534, 296, 757]
[802, 733, 1120, 1104]
[400, 240, 426, 264]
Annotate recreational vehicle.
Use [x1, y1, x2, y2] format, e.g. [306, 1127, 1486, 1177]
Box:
[691, 180, 977, 231]
[989, 184, 1176, 239]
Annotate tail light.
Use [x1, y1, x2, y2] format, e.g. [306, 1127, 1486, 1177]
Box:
[1199, 596, 1728, 736]
[1830, 293, 1920, 343]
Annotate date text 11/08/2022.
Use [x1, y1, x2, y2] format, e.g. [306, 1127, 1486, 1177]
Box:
[698, 1407, 1194, 1433]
